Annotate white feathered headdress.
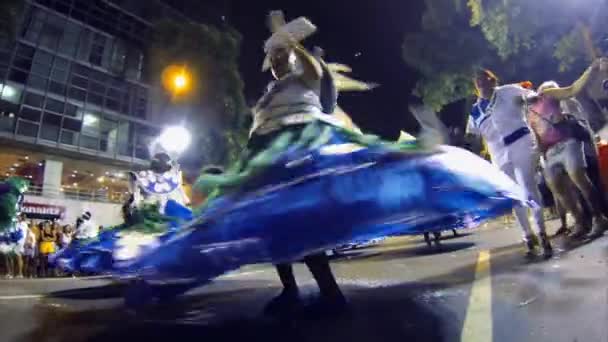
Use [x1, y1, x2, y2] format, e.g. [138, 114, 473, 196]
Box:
[262, 10, 317, 71]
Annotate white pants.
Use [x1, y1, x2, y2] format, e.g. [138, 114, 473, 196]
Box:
[497, 137, 546, 239]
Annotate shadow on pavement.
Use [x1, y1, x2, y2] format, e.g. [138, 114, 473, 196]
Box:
[24, 283, 450, 342]
[48, 283, 128, 300]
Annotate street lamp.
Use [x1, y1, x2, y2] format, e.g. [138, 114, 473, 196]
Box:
[162, 65, 192, 97]
[158, 126, 192, 155]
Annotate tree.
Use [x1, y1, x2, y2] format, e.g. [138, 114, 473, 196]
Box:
[148, 19, 249, 167]
[403, 0, 608, 113]
[402, 0, 499, 112]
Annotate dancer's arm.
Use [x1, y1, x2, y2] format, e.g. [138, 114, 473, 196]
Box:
[291, 43, 322, 84]
[542, 59, 604, 100]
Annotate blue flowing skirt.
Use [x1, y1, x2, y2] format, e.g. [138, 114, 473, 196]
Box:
[53, 122, 531, 306]
[114, 124, 529, 290]
[50, 200, 193, 274]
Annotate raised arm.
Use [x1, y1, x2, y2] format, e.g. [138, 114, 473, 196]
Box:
[542, 58, 604, 100]
[291, 42, 322, 84]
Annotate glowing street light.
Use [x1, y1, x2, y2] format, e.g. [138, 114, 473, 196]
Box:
[174, 74, 187, 89]
[158, 126, 192, 155]
[162, 65, 192, 97]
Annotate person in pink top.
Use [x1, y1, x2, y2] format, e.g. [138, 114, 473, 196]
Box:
[524, 58, 608, 239]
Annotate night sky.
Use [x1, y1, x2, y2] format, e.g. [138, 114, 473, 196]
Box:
[223, 1, 427, 139]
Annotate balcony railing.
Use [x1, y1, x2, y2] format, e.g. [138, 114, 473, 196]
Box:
[25, 184, 127, 204]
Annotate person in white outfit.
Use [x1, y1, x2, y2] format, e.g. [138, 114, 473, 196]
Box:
[74, 212, 98, 241]
[12, 214, 29, 278]
[467, 70, 552, 257]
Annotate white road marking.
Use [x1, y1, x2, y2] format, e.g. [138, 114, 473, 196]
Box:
[461, 250, 493, 342]
[220, 270, 267, 279]
[0, 294, 43, 300]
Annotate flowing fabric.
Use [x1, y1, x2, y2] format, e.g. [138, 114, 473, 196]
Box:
[104, 122, 530, 307]
[50, 200, 192, 274]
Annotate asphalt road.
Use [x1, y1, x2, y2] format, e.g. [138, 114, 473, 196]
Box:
[1, 218, 607, 342]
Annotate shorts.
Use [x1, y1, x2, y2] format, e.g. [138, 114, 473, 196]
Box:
[0, 243, 13, 254]
[23, 246, 36, 257]
[39, 241, 56, 255]
[12, 244, 25, 255]
[543, 139, 586, 183]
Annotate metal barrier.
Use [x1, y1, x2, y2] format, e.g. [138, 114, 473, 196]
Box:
[25, 184, 127, 204]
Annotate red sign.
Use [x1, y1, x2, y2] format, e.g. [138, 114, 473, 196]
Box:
[21, 202, 66, 219]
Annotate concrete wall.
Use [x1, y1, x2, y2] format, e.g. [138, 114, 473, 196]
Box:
[23, 194, 123, 227]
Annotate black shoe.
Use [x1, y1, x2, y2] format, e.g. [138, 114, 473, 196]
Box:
[525, 235, 538, 258]
[540, 233, 553, 259]
[554, 226, 570, 237]
[569, 225, 588, 240]
[587, 217, 608, 240]
[263, 290, 302, 316]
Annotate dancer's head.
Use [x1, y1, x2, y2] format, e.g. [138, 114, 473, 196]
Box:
[269, 46, 296, 79]
[262, 11, 316, 79]
[474, 69, 498, 98]
[151, 152, 172, 173]
[537, 81, 559, 94]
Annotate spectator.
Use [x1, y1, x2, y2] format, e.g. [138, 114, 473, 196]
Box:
[12, 213, 29, 278]
[39, 221, 57, 277]
[59, 225, 73, 249]
[23, 222, 37, 278]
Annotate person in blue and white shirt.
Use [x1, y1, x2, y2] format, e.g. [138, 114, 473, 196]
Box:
[467, 70, 552, 258]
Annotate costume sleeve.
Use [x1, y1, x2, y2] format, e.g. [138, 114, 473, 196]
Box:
[466, 116, 479, 135]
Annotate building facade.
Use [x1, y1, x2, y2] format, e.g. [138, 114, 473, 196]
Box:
[0, 0, 163, 168]
[0, 0, 190, 224]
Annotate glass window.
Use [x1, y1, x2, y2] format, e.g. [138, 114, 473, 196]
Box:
[23, 8, 46, 43]
[27, 74, 47, 91]
[59, 21, 81, 58]
[88, 93, 103, 107]
[68, 87, 86, 102]
[33, 50, 53, 65]
[39, 13, 64, 50]
[110, 39, 127, 74]
[41, 113, 62, 141]
[0, 84, 22, 104]
[116, 120, 132, 157]
[80, 135, 98, 150]
[0, 51, 10, 66]
[65, 103, 79, 117]
[31, 62, 51, 77]
[53, 56, 69, 70]
[106, 99, 120, 112]
[16, 44, 34, 58]
[60, 129, 76, 145]
[8, 69, 28, 83]
[81, 107, 100, 128]
[62, 117, 82, 131]
[16, 120, 39, 137]
[12, 56, 32, 71]
[89, 33, 106, 66]
[24, 92, 44, 108]
[76, 29, 91, 61]
[45, 97, 65, 113]
[89, 80, 105, 95]
[125, 48, 144, 81]
[19, 107, 42, 122]
[50, 69, 68, 83]
[71, 63, 89, 77]
[48, 82, 66, 96]
[70, 75, 87, 89]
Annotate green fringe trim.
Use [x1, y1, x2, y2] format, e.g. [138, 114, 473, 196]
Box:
[0, 177, 29, 232]
[101, 204, 174, 237]
[195, 121, 437, 203]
